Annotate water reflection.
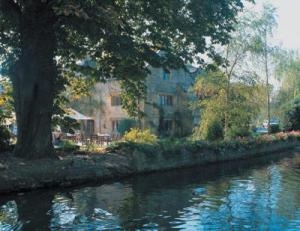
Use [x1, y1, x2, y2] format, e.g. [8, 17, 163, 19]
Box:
[0, 201, 22, 230]
[0, 151, 299, 230]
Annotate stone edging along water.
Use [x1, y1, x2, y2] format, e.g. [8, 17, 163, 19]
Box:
[0, 140, 299, 194]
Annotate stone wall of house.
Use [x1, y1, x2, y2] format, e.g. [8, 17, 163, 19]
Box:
[143, 66, 197, 136]
[92, 81, 128, 136]
[90, 66, 199, 136]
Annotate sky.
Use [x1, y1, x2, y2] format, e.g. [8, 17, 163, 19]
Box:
[249, 0, 300, 50]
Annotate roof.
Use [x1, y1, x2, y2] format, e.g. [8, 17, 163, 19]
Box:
[66, 108, 93, 121]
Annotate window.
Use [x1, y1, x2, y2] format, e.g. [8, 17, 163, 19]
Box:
[163, 70, 171, 80]
[160, 119, 173, 132]
[111, 120, 120, 131]
[86, 120, 94, 135]
[159, 94, 174, 106]
[111, 95, 122, 106]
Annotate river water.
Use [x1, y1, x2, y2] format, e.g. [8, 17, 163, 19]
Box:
[0, 150, 300, 230]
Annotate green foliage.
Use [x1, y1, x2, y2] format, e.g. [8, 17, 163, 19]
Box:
[108, 131, 300, 159]
[52, 94, 81, 134]
[0, 0, 250, 92]
[0, 77, 13, 124]
[248, 4, 278, 125]
[192, 69, 264, 141]
[204, 119, 224, 141]
[191, 6, 277, 141]
[120, 80, 146, 120]
[118, 119, 137, 135]
[66, 77, 95, 101]
[52, 113, 80, 135]
[56, 140, 79, 152]
[123, 128, 157, 144]
[274, 50, 300, 98]
[283, 98, 300, 131]
[192, 70, 225, 141]
[273, 51, 300, 126]
[227, 126, 252, 139]
[269, 124, 280, 134]
[0, 0, 251, 157]
[0, 125, 10, 152]
[81, 142, 103, 153]
[248, 4, 277, 55]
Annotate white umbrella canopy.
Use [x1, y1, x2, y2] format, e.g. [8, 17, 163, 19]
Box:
[2, 113, 16, 126]
[66, 108, 93, 121]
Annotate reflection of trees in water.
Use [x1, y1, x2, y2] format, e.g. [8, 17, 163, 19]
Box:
[0, 191, 55, 231]
[0, 200, 22, 230]
[115, 152, 300, 230]
[0, 151, 298, 230]
[50, 183, 133, 230]
[16, 192, 54, 231]
[171, 153, 300, 230]
[274, 155, 300, 220]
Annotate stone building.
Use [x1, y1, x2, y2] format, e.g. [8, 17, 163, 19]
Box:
[75, 65, 199, 137]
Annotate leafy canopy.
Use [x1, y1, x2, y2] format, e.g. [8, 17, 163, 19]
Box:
[193, 69, 265, 140]
[0, 77, 13, 124]
[1, 0, 250, 92]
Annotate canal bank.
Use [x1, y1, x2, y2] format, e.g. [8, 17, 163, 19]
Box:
[0, 139, 299, 194]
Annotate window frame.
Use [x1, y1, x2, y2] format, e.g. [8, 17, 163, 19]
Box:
[111, 95, 122, 107]
[159, 94, 174, 107]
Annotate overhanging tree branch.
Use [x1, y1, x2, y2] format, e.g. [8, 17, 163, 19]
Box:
[0, 0, 21, 26]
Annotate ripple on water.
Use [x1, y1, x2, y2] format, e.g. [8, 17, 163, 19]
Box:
[0, 152, 300, 230]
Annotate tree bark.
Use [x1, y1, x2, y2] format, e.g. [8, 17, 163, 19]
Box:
[11, 2, 57, 159]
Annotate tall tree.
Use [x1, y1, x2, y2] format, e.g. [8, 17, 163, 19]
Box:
[272, 50, 300, 129]
[275, 50, 300, 101]
[193, 68, 265, 140]
[195, 9, 266, 138]
[250, 4, 277, 131]
[0, 0, 249, 159]
[220, 10, 259, 136]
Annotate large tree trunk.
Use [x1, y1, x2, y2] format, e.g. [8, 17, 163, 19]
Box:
[11, 2, 57, 159]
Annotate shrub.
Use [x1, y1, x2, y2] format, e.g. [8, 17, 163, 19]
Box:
[269, 124, 280, 134]
[159, 138, 183, 155]
[283, 98, 300, 131]
[226, 126, 252, 139]
[274, 132, 288, 141]
[0, 126, 10, 152]
[193, 116, 224, 141]
[123, 128, 157, 144]
[57, 140, 79, 152]
[82, 142, 103, 153]
[206, 119, 224, 141]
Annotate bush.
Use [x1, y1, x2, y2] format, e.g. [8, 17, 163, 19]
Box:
[226, 126, 252, 139]
[206, 120, 224, 141]
[57, 140, 79, 152]
[123, 128, 157, 144]
[81, 142, 103, 153]
[193, 116, 224, 142]
[0, 126, 11, 152]
[269, 124, 280, 134]
[284, 99, 300, 131]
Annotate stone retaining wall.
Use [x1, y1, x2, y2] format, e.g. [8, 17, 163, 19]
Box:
[0, 140, 299, 194]
[125, 141, 299, 173]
